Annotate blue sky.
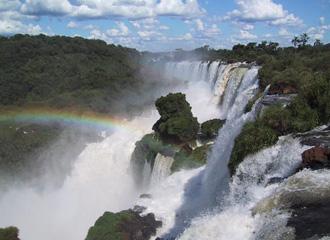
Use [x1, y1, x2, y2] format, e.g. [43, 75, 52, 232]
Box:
[0, 0, 329, 51]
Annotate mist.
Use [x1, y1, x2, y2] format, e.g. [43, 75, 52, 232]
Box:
[0, 59, 220, 240]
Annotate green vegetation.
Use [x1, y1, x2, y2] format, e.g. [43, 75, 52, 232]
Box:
[86, 211, 133, 240]
[153, 93, 199, 143]
[0, 34, 141, 113]
[0, 226, 19, 240]
[229, 122, 278, 175]
[171, 144, 211, 172]
[200, 119, 225, 140]
[85, 210, 161, 240]
[0, 121, 62, 180]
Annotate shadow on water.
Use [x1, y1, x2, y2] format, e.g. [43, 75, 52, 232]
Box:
[160, 167, 230, 239]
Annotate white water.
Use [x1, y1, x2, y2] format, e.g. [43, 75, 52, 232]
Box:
[178, 136, 309, 240]
[0, 112, 158, 240]
[150, 154, 174, 186]
[0, 60, 226, 240]
[136, 62, 261, 239]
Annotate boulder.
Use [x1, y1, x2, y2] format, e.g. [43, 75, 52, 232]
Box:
[301, 146, 330, 170]
[85, 210, 162, 240]
[287, 201, 330, 240]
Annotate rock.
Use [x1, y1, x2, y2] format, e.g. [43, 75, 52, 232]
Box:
[0, 226, 20, 240]
[301, 146, 330, 170]
[85, 209, 162, 240]
[261, 94, 297, 107]
[132, 205, 147, 213]
[268, 82, 297, 95]
[296, 126, 330, 148]
[139, 193, 152, 199]
[287, 201, 330, 240]
[266, 177, 284, 185]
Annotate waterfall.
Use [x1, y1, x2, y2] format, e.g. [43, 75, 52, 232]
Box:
[150, 154, 174, 186]
[0, 111, 159, 240]
[178, 136, 309, 240]
[138, 61, 260, 239]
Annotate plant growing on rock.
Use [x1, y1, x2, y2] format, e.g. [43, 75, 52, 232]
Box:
[153, 93, 199, 143]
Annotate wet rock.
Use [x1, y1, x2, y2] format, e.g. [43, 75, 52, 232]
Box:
[288, 201, 330, 240]
[296, 126, 330, 148]
[261, 94, 297, 107]
[268, 82, 297, 95]
[301, 146, 330, 170]
[266, 177, 284, 185]
[132, 205, 147, 213]
[86, 209, 162, 240]
[253, 170, 330, 240]
[139, 193, 152, 199]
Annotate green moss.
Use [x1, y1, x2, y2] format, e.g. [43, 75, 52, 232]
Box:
[0, 226, 19, 240]
[85, 211, 133, 240]
[171, 144, 211, 172]
[229, 122, 278, 175]
[200, 119, 225, 139]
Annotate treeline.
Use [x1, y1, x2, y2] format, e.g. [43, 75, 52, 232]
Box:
[0, 34, 142, 113]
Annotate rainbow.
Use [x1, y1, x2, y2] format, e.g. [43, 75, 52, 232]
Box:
[0, 107, 137, 131]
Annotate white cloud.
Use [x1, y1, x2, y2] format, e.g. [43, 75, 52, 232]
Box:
[0, 0, 21, 12]
[307, 25, 330, 40]
[195, 19, 204, 31]
[178, 32, 193, 40]
[270, 13, 302, 26]
[67, 21, 78, 28]
[0, 3, 43, 35]
[21, 0, 72, 16]
[71, 0, 204, 19]
[320, 16, 325, 25]
[107, 22, 130, 37]
[278, 28, 291, 38]
[203, 24, 220, 37]
[237, 30, 257, 40]
[0, 17, 42, 35]
[226, 0, 302, 26]
[241, 23, 254, 30]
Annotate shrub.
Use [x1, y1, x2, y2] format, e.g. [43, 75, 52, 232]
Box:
[0, 226, 19, 240]
[200, 119, 225, 139]
[229, 122, 278, 175]
[153, 93, 199, 143]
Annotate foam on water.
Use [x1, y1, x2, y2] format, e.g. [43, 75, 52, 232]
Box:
[178, 136, 310, 240]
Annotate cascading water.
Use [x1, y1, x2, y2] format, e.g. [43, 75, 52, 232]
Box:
[178, 136, 310, 240]
[0, 60, 225, 240]
[0, 112, 158, 240]
[150, 154, 174, 186]
[135, 61, 260, 239]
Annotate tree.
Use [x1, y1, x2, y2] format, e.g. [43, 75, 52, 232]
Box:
[314, 39, 323, 46]
[299, 33, 310, 47]
[292, 36, 300, 48]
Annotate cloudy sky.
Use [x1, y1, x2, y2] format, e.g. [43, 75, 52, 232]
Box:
[1, 0, 330, 51]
